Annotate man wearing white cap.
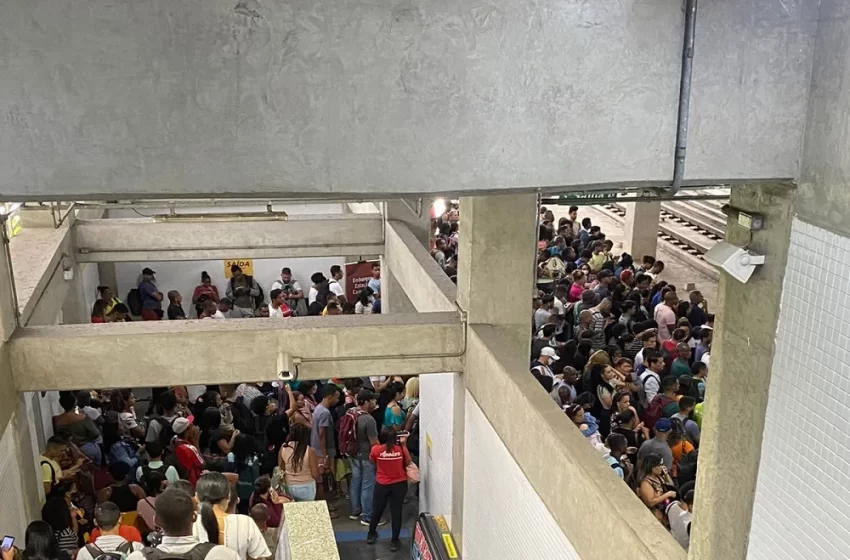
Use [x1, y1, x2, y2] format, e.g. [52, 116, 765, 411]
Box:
[171, 417, 204, 486]
[531, 347, 560, 382]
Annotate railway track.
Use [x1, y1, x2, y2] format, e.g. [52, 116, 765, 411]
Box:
[602, 188, 730, 257]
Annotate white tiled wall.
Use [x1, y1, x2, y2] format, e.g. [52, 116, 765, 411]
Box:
[418, 373, 456, 527]
[748, 219, 850, 559]
[463, 392, 581, 560]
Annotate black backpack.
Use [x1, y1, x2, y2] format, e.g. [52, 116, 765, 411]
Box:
[141, 543, 217, 560]
[152, 417, 175, 448]
[84, 541, 135, 560]
[229, 275, 264, 309]
[127, 289, 143, 316]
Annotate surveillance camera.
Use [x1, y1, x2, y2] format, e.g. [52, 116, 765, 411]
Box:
[276, 353, 301, 382]
[704, 241, 765, 283]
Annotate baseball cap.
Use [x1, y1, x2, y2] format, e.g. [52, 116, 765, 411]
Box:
[171, 417, 191, 435]
[142, 267, 156, 275]
[541, 347, 560, 361]
[654, 418, 672, 432]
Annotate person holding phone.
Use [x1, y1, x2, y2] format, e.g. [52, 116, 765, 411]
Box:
[637, 453, 677, 524]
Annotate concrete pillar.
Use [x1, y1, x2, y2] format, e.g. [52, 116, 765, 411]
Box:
[383, 199, 432, 314]
[454, 193, 537, 550]
[0, 228, 18, 340]
[457, 194, 537, 356]
[98, 262, 117, 293]
[61, 262, 90, 325]
[622, 201, 661, 260]
[690, 184, 795, 560]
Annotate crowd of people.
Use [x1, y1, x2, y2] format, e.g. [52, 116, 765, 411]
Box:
[531, 206, 711, 551]
[90, 263, 384, 324]
[25, 374, 421, 560]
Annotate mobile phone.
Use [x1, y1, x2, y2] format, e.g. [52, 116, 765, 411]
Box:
[2, 536, 14, 551]
[397, 431, 410, 438]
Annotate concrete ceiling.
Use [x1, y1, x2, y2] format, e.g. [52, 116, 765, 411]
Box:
[0, 0, 818, 200]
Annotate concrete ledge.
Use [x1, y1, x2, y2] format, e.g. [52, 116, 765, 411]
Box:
[10, 312, 464, 390]
[74, 215, 384, 262]
[385, 220, 456, 312]
[465, 325, 686, 560]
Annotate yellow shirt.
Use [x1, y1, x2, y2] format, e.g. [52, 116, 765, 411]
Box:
[104, 296, 122, 315]
[589, 252, 607, 273]
[40, 455, 62, 485]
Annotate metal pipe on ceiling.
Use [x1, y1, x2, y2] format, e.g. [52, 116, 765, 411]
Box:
[670, 0, 698, 196]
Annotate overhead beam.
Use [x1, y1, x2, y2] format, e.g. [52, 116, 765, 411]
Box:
[384, 220, 456, 313]
[73, 215, 385, 262]
[9, 312, 464, 391]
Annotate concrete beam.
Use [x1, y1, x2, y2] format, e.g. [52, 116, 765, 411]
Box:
[74, 215, 385, 262]
[384, 220, 456, 313]
[466, 325, 685, 560]
[9, 313, 464, 391]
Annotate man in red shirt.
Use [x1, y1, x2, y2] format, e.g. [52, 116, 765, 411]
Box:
[171, 418, 204, 486]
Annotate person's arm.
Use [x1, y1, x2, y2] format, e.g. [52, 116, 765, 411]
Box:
[212, 286, 220, 302]
[217, 430, 239, 454]
[597, 388, 613, 409]
[290, 283, 304, 300]
[318, 425, 329, 460]
[129, 423, 145, 440]
[249, 279, 260, 297]
[130, 484, 147, 501]
[639, 480, 677, 507]
[151, 289, 163, 302]
[226, 281, 234, 299]
[284, 385, 298, 418]
[192, 286, 203, 304]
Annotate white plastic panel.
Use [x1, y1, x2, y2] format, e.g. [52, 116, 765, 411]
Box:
[463, 391, 581, 559]
[748, 219, 850, 559]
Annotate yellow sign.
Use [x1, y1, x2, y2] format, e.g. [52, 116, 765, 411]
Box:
[224, 259, 254, 278]
[442, 535, 458, 558]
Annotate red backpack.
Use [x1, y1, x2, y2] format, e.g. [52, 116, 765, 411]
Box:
[644, 394, 675, 430]
[337, 409, 366, 457]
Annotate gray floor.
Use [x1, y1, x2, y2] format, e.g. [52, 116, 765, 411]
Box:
[330, 488, 418, 560]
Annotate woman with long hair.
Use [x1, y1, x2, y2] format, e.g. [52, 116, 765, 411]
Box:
[192, 271, 220, 319]
[21, 520, 68, 560]
[637, 453, 677, 524]
[278, 424, 319, 502]
[193, 472, 270, 560]
[91, 299, 107, 323]
[402, 377, 419, 412]
[41, 483, 80, 557]
[367, 427, 412, 552]
[383, 382, 406, 431]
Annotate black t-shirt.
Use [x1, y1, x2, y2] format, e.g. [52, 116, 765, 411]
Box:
[687, 305, 707, 328]
[167, 304, 186, 320]
[207, 428, 229, 456]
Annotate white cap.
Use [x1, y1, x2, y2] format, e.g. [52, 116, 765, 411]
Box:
[541, 347, 560, 361]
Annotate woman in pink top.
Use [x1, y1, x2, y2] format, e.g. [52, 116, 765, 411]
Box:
[568, 270, 587, 302]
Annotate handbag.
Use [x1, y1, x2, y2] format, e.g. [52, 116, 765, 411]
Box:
[406, 462, 420, 483]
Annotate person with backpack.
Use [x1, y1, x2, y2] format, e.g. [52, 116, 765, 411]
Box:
[125, 487, 238, 560]
[639, 351, 665, 411]
[76, 502, 142, 560]
[137, 442, 179, 485]
[343, 389, 383, 527]
[271, 267, 308, 317]
[644, 376, 681, 431]
[192, 473, 270, 560]
[225, 265, 261, 318]
[146, 391, 180, 446]
[328, 265, 346, 304]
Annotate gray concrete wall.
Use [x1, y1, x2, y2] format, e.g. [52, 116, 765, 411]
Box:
[794, 0, 850, 236]
[0, 0, 816, 200]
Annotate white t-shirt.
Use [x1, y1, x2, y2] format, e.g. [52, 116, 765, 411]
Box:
[354, 301, 373, 315]
[193, 513, 271, 560]
[307, 287, 318, 305]
[269, 305, 289, 319]
[127, 536, 237, 560]
[553, 298, 566, 316]
[667, 502, 691, 550]
[78, 535, 143, 560]
[271, 279, 302, 294]
[701, 352, 710, 368]
[329, 279, 345, 297]
[635, 348, 646, 368]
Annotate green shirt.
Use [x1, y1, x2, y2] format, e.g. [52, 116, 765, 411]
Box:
[672, 359, 692, 379]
